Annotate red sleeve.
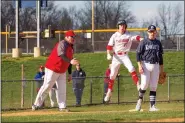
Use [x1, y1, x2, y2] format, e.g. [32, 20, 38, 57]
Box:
[107, 45, 113, 50]
[105, 69, 110, 77]
[136, 36, 140, 41]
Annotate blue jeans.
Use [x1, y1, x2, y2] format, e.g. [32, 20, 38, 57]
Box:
[73, 88, 84, 105]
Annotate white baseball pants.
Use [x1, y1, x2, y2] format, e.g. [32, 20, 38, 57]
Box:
[140, 62, 159, 91]
[110, 54, 135, 80]
[34, 68, 67, 109]
[49, 88, 57, 107]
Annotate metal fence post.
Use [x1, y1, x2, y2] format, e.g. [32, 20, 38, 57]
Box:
[90, 80, 92, 104]
[31, 80, 34, 105]
[26, 33, 29, 54]
[21, 64, 24, 108]
[176, 36, 179, 51]
[179, 37, 181, 50]
[59, 32, 61, 41]
[117, 75, 120, 104]
[168, 76, 170, 102]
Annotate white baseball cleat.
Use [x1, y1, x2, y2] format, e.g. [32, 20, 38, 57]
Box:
[59, 108, 70, 112]
[104, 91, 112, 102]
[51, 103, 55, 108]
[32, 105, 39, 111]
[129, 99, 143, 112]
[129, 108, 143, 112]
[149, 105, 160, 112]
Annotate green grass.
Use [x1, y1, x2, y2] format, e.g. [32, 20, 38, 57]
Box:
[2, 51, 184, 80]
[1, 51, 184, 122]
[1, 102, 184, 122]
[1, 51, 184, 109]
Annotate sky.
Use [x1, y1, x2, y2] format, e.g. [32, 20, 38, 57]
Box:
[17, 1, 184, 22]
[54, 1, 184, 22]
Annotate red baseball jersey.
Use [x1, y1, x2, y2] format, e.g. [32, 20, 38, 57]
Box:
[45, 40, 73, 73]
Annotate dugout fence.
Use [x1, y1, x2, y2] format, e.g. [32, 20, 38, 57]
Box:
[1, 74, 184, 111]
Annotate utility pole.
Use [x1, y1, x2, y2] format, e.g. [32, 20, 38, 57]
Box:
[37, 0, 41, 48]
[15, 0, 19, 49]
[34, 0, 41, 57]
[12, 0, 21, 58]
[92, 0, 95, 52]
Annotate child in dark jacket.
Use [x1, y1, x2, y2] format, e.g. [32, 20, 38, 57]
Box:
[72, 64, 86, 107]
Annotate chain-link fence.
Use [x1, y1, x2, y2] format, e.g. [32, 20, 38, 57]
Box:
[1, 74, 184, 110]
[1, 31, 184, 54]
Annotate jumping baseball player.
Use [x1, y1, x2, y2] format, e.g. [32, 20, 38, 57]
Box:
[130, 25, 164, 112]
[104, 20, 143, 102]
[32, 30, 79, 112]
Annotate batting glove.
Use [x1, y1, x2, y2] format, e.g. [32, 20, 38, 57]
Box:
[107, 54, 112, 60]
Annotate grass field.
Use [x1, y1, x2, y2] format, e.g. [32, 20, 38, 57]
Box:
[2, 51, 184, 80]
[1, 51, 184, 122]
[1, 102, 184, 122]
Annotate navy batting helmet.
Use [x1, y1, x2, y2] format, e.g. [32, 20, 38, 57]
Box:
[117, 20, 127, 28]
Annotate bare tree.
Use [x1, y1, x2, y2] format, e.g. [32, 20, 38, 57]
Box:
[157, 2, 184, 40]
[77, 1, 136, 30]
[1, 1, 15, 31]
[40, 1, 64, 31]
[19, 7, 36, 31]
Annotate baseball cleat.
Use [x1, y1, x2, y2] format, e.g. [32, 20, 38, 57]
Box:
[32, 105, 39, 111]
[129, 99, 143, 112]
[104, 91, 112, 102]
[129, 108, 143, 112]
[59, 108, 70, 112]
[51, 103, 55, 108]
[149, 105, 160, 112]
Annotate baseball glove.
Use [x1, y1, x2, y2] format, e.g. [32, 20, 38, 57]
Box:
[158, 72, 167, 84]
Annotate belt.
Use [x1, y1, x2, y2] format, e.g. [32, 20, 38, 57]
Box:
[113, 52, 127, 55]
[144, 61, 158, 64]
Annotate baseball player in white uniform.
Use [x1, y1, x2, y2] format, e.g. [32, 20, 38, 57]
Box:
[104, 20, 143, 102]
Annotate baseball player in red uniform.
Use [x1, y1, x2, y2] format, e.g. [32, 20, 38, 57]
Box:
[104, 20, 143, 102]
[32, 30, 79, 111]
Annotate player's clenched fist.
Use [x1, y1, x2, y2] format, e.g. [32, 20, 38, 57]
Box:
[70, 58, 79, 65]
[107, 54, 112, 60]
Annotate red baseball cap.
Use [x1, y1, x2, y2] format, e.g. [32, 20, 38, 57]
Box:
[65, 30, 75, 37]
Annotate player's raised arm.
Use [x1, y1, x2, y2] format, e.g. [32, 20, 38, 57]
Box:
[130, 35, 144, 42]
[106, 46, 113, 60]
[106, 34, 115, 60]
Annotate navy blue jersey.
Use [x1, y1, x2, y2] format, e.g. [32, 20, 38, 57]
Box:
[72, 69, 86, 89]
[136, 38, 163, 65]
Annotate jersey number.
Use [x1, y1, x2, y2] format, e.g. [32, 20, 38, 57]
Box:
[123, 43, 128, 47]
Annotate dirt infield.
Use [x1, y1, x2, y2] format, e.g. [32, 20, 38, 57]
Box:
[138, 118, 184, 122]
[2, 110, 184, 122]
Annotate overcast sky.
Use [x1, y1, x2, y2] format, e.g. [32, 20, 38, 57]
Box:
[54, 1, 184, 22]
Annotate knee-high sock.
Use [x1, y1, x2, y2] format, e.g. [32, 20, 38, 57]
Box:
[138, 88, 146, 100]
[108, 79, 114, 91]
[150, 91, 156, 107]
[131, 71, 139, 85]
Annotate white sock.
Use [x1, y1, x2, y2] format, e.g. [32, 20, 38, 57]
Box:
[107, 89, 112, 93]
